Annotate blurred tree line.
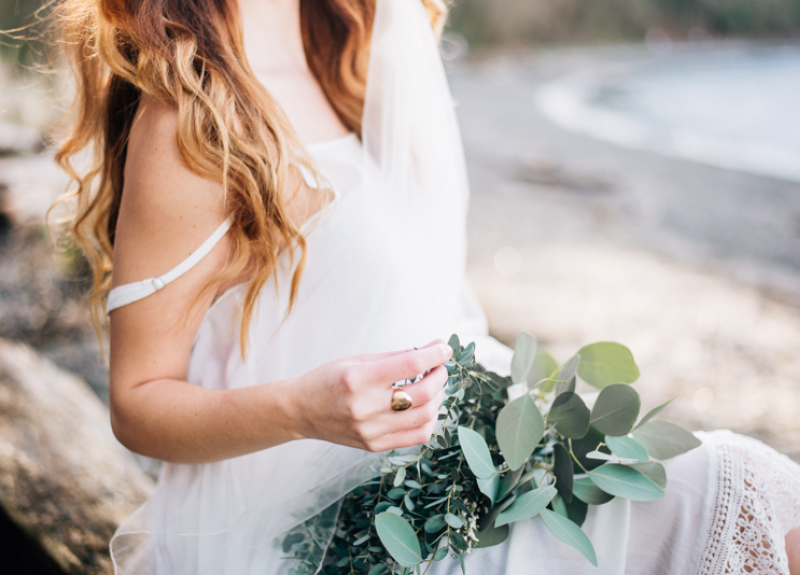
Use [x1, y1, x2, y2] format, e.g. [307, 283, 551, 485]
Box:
[448, 0, 800, 45]
[2, 0, 799, 62]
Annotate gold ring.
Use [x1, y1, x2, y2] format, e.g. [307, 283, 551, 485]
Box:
[391, 390, 413, 411]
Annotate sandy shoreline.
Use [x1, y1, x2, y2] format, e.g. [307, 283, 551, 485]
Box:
[452, 47, 800, 460]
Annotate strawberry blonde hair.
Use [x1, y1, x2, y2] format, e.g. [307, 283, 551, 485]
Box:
[50, 0, 447, 354]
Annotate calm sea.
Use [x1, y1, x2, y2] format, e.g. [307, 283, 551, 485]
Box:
[537, 45, 800, 183]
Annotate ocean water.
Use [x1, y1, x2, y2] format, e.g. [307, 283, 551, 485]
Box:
[536, 45, 800, 182]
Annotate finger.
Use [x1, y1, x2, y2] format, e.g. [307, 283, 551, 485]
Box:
[367, 343, 451, 384]
[374, 418, 440, 452]
[351, 339, 446, 364]
[395, 365, 448, 408]
[376, 387, 445, 436]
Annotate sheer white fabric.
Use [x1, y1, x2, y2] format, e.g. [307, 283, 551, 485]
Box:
[110, 1, 509, 574]
[109, 0, 800, 573]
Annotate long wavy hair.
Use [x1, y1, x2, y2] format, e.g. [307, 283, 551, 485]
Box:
[50, 0, 447, 354]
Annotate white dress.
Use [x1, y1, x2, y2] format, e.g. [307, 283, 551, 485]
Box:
[107, 1, 800, 574]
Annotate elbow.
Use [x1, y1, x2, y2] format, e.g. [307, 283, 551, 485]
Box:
[109, 387, 150, 456]
[110, 398, 138, 454]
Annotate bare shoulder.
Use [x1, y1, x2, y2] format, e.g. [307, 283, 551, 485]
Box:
[112, 95, 228, 288]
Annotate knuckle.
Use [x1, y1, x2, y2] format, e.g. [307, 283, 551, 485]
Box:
[340, 366, 360, 392]
[406, 355, 425, 376]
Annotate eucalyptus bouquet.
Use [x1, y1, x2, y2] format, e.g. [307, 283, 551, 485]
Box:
[284, 333, 701, 574]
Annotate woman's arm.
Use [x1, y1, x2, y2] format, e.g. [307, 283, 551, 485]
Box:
[109, 98, 450, 464]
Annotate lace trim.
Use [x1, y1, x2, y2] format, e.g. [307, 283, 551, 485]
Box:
[696, 431, 800, 575]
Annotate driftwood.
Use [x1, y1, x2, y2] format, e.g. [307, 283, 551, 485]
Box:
[0, 338, 154, 574]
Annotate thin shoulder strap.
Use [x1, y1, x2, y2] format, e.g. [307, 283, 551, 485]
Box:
[107, 217, 233, 314]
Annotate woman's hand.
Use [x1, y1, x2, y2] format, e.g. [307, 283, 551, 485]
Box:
[292, 340, 452, 452]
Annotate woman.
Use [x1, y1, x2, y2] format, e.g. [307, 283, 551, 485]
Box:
[53, 0, 800, 573]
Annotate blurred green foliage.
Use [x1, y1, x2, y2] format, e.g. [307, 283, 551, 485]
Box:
[448, 0, 800, 45]
[0, 0, 47, 64]
[1, 0, 799, 63]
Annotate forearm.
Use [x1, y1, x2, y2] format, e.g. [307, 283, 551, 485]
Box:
[111, 377, 304, 464]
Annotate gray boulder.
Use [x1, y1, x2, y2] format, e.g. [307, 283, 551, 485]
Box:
[0, 338, 154, 574]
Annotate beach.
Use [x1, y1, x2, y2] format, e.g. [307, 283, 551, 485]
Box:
[1, 43, 800, 461]
[453, 45, 800, 460]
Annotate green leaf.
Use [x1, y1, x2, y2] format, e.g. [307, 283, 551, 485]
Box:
[403, 494, 415, 511]
[368, 564, 388, 575]
[387, 488, 406, 500]
[393, 467, 407, 487]
[511, 331, 538, 385]
[577, 342, 640, 388]
[497, 466, 524, 501]
[605, 435, 649, 463]
[477, 473, 500, 505]
[570, 426, 606, 472]
[475, 523, 509, 548]
[478, 494, 516, 532]
[445, 513, 464, 529]
[375, 512, 423, 568]
[528, 349, 559, 387]
[457, 426, 497, 478]
[553, 443, 574, 503]
[496, 485, 557, 527]
[450, 531, 468, 552]
[590, 384, 641, 436]
[546, 392, 590, 439]
[635, 397, 676, 429]
[572, 476, 614, 505]
[556, 355, 580, 395]
[496, 394, 545, 470]
[588, 464, 664, 501]
[448, 334, 461, 356]
[433, 547, 448, 561]
[629, 462, 668, 489]
[632, 420, 702, 460]
[424, 515, 447, 533]
[550, 493, 569, 517]
[540, 509, 598, 566]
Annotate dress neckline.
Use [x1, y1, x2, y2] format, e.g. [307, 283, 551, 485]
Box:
[306, 132, 358, 153]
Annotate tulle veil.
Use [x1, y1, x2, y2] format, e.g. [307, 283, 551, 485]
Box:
[109, 0, 512, 573]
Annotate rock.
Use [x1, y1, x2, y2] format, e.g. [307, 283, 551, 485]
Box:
[0, 338, 154, 574]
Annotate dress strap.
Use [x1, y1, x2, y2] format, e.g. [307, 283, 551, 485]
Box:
[107, 217, 233, 314]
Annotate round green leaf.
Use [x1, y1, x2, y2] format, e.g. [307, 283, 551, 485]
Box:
[424, 515, 447, 533]
[475, 523, 509, 549]
[445, 513, 464, 529]
[527, 349, 559, 387]
[375, 512, 423, 568]
[572, 476, 615, 505]
[393, 467, 406, 487]
[632, 420, 702, 460]
[635, 397, 675, 429]
[457, 426, 497, 478]
[556, 355, 580, 395]
[497, 394, 545, 470]
[540, 508, 598, 566]
[605, 435, 649, 463]
[495, 485, 557, 527]
[511, 331, 538, 385]
[577, 342, 640, 388]
[629, 462, 668, 489]
[590, 384, 641, 436]
[546, 392, 590, 439]
[477, 472, 501, 505]
[587, 464, 664, 501]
